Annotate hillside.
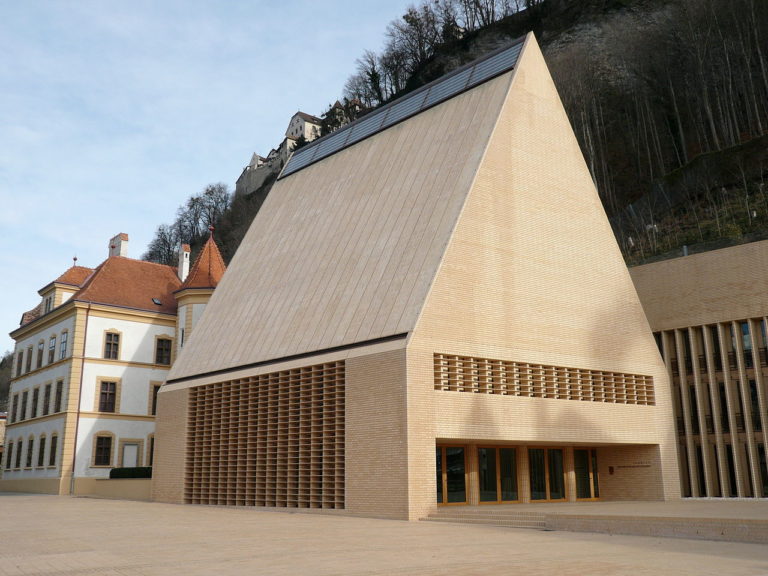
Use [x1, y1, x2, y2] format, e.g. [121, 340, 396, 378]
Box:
[146, 0, 768, 267]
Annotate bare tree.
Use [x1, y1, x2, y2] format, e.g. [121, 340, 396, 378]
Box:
[143, 183, 232, 265]
[143, 224, 180, 266]
[0, 351, 11, 412]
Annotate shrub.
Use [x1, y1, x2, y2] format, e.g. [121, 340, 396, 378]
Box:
[109, 467, 152, 479]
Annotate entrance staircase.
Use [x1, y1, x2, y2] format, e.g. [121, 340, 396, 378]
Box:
[422, 505, 546, 530]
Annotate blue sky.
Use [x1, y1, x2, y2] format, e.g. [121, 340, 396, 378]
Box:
[0, 1, 414, 353]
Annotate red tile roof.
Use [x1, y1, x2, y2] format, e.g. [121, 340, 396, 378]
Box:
[22, 265, 94, 326]
[73, 256, 181, 314]
[180, 234, 226, 290]
[20, 302, 42, 326]
[295, 111, 322, 124]
[54, 265, 94, 286]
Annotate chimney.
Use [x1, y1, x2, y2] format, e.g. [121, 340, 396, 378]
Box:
[178, 244, 191, 282]
[108, 233, 129, 258]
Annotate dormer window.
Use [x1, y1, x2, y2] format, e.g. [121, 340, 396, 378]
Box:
[44, 296, 53, 314]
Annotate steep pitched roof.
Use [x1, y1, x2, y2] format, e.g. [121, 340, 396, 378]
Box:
[53, 265, 94, 287]
[20, 265, 94, 326]
[179, 235, 226, 290]
[74, 256, 181, 314]
[294, 111, 322, 124]
[167, 40, 526, 382]
[20, 303, 43, 326]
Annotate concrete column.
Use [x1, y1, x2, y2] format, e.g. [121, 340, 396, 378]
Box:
[720, 323, 746, 497]
[466, 443, 479, 506]
[703, 324, 728, 496]
[757, 319, 768, 472]
[675, 329, 700, 496]
[519, 448, 531, 503]
[689, 327, 716, 496]
[662, 331, 689, 495]
[733, 320, 760, 496]
[564, 446, 577, 502]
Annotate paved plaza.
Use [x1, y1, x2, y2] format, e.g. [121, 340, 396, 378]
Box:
[1, 493, 767, 576]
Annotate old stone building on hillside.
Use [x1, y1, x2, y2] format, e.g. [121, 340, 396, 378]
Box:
[236, 111, 324, 198]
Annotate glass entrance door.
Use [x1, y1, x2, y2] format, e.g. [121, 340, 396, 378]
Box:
[528, 448, 566, 501]
[574, 449, 600, 500]
[436, 446, 467, 505]
[478, 447, 519, 503]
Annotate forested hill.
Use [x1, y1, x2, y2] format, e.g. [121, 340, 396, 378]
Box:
[144, 0, 768, 267]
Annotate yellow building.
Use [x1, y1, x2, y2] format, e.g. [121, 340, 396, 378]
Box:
[153, 34, 681, 520]
[631, 241, 768, 499]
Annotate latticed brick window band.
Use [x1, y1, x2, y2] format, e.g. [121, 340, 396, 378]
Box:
[434, 353, 655, 405]
[186, 361, 345, 508]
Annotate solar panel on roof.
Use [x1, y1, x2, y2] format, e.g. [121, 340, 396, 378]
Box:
[468, 43, 523, 87]
[346, 113, 385, 143]
[313, 128, 350, 159]
[423, 68, 472, 108]
[380, 90, 429, 127]
[280, 37, 525, 179]
[281, 146, 315, 176]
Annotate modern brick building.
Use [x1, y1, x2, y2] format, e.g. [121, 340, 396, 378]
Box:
[153, 34, 681, 520]
[631, 241, 768, 499]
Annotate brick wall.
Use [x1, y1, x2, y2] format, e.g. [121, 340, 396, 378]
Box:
[151, 387, 189, 503]
[345, 348, 410, 518]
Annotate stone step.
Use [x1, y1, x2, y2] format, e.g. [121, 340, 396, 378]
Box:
[422, 516, 546, 529]
[424, 514, 546, 524]
[428, 510, 545, 517]
[422, 508, 547, 529]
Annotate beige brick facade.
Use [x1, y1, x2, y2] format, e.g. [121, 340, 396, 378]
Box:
[632, 242, 768, 499]
[346, 348, 409, 518]
[154, 34, 681, 519]
[151, 387, 189, 503]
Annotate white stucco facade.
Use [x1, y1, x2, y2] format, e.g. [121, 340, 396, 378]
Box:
[2, 233, 224, 495]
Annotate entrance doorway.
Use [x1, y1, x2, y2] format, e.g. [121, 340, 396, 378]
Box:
[436, 446, 467, 504]
[478, 447, 519, 503]
[574, 448, 600, 500]
[528, 448, 566, 501]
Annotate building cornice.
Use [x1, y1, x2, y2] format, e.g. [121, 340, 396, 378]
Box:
[10, 301, 76, 340]
[11, 300, 177, 341]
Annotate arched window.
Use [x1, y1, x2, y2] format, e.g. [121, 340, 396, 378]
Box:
[59, 330, 69, 359]
[49, 434, 59, 467]
[25, 436, 35, 468]
[37, 435, 47, 468]
[48, 335, 56, 364]
[36, 340, 44, 369]
[4, 441, 13, 470]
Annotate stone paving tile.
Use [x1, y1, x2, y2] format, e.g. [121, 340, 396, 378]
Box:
[1, 494, 767, 576]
